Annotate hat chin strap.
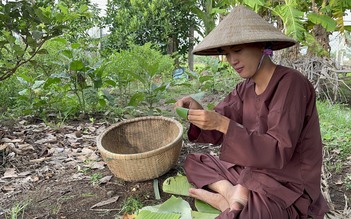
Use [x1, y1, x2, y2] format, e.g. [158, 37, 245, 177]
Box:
[256, 49, 273, 70]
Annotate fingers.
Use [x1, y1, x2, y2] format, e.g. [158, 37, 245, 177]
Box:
[187, 110, 214, 129]
[175, 96, 203, 109]
[187, 110, 229, 134]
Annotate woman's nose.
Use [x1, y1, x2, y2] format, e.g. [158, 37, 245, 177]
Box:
[227, 53, 238, 66]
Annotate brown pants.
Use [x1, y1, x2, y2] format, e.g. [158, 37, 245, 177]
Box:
[184, 153, 310, 219]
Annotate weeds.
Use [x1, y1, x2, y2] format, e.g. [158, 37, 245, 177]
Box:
[318, 101, 351, 158]
[4, 200, 30, 219]
[119, 197, 143, 215]
[90, 173, 103, 186]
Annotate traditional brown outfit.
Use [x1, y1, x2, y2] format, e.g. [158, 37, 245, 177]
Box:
[183, 5, 329, 219]
[184, 66, 329, 218]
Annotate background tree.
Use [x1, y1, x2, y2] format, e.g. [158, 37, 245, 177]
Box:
[0, 0, 92, 81]
[104, 0, 197, 64]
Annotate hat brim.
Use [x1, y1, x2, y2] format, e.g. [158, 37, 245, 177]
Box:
[193, 40, 296, 56]
[192, 6, 296, 56]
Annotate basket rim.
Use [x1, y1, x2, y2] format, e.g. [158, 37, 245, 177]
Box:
[96, 116, 183, 160]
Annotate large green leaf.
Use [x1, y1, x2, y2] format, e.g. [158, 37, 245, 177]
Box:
[136, 210, 180, 219]
[195, 199, 221, 214]
[138, 195, 220, 219]
[273, 2, 305, 41]
[307, 13, 337, 32]
[243, 0, 266, 12]
[128, 92, 145, 106]
[70, 60, 84, 71]
[191, 211, 219, 219]
[139, 196, 192, 219]
[162, 175, 193, 196]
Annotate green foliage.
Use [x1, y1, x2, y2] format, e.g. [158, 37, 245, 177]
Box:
[126, 43, 174, 109]
[105, 50, 135, 107]
[90, 172, 103, 186]
[307, 13, 337, 32]
[0, 77, 20, 113]
[105, 0, 196, 56]
[272, 1, 306, 40]
[55, 41, 110, 113]
[318, 101, 351, 158]
[120, 197, 143, 215]
[178, 56, 241, 96]
[105, 43, 174, 112]
[0, 39, 177, 120]
[4, 199, 31, 219]
[0, 0, 92, 81]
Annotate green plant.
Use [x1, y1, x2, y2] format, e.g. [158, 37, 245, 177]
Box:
[77, 165, 90, 174]
[81, 193, 96, 197]
[16, 72, 48, 115]
[0, 1, 92, 81]
[317, 101, 351, 158]
[344, 174, 351, 190]
[121, 43, 173, 109]
[0, 77, 21, 113]
[44, 40, 111, 114]
[5, 200, 30, 219]
[50, 203, 62, 215]
[90, 173, 103, 185]
[105, 50, 136, 107]
[120, 197, 143, 215]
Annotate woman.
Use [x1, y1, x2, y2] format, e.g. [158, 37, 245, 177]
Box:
[176, 5, 329, 219]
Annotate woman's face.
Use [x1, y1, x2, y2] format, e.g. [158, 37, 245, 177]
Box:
[223, 44, 263, 79]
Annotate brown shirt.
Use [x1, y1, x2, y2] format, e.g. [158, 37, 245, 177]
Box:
[188, 65, 329, 216]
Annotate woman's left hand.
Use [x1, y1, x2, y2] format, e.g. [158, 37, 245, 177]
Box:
[188, 109, 230, 134]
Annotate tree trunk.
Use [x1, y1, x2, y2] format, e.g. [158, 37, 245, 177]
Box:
[310, 24, 331, 56]
[188, 25, 194, 72]
[309, 0, 331, 56]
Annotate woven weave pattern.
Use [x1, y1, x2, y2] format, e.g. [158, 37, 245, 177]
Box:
[97, 116, 183, 182]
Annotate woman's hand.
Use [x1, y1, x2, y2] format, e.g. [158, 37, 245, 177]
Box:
[175, 96, 203, 110]
[188, 109, 230, 134]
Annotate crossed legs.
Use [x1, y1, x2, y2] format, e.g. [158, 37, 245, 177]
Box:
[188, 180, 250, 212]
[184, 154, 250, 212]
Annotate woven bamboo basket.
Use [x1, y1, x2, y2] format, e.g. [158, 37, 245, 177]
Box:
[96, 116, 183, 182]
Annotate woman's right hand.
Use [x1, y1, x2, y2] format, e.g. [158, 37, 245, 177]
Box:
[175, 96, 203, 110]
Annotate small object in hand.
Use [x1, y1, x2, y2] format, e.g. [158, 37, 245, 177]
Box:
[176, 107, 189, 120]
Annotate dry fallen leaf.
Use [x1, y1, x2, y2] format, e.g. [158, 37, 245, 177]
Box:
[35, 134, 57, 144]
[17, 143, 35, 151]
[3, 168, 17, 178]
[90, 195, 119, 211]
[335, 175, 343, 185]
[1, 185, 15, 192]
[99, 175, 112, 184]
[1, 138, 24, 143]
[0, 143, 8, 151]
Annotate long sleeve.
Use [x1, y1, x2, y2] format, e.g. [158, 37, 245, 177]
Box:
[220, 71, 311, 169]
[187, 82, 245, 145]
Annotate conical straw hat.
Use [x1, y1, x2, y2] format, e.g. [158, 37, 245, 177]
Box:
[193, 5, 296, 55]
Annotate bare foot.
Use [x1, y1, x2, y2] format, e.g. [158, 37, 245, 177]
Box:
[227, 184, 249, 211]
[188, 188, 229, 212]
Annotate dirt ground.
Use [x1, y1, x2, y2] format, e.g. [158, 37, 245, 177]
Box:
[0, 103, 350, 218]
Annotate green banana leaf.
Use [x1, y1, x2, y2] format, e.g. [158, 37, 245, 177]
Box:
[136, 210, 180, 219]
[191, 210, 219, 219]
[195, 199, 221, 214]
[162, 175, 194, 196]
[137, 196, 220, 219]
[138, 195, 192, 219]
[162, 175, 220, 215]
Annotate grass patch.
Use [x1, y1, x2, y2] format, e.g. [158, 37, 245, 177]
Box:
[4, 200, 31, 219]
[119, 196, 143, 215]
[317, 101, 351, 158]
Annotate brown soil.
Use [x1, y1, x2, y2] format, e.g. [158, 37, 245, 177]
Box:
[0, 104, 350, 219]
